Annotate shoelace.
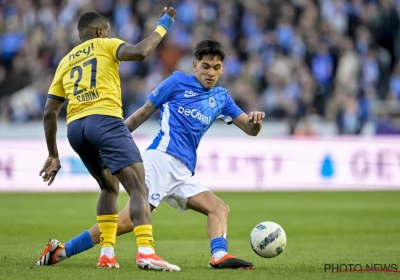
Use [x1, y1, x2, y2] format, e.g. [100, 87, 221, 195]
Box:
[38, 242, 51, 260]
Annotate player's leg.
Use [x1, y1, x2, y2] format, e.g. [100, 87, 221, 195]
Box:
[35, 171, 117, 268]
[148, 151, 241, 268]
[87, 200, 156, 244]
[35, 199, 156, 266]
[187, 191, 229, 239]
[66, 117, 124, 268]
[88, 169, 122, 268]
[35, 118, 120, 268]
[113, 162, 152, 237]
[164, 179, 254, 270]
[35, 138, 161, 267]
[63, 169, 119, 263]
[90, 116, 180, 271]
[88, 199, 134, 244]
[186, 191, 253, 269]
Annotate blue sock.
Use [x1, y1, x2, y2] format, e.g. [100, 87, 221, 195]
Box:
[210, 237, 228, 255]
[64, 231, 94, 257]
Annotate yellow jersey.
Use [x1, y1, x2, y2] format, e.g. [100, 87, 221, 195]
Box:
[48, 38, 126, 124]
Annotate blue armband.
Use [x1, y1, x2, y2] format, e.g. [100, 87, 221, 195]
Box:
[157, 14, 174, 31]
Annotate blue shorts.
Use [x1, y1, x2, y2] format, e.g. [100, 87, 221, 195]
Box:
[67, 115, 142, 175]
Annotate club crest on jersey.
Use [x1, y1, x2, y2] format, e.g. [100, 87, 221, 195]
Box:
[151, 193, 161, 201]
[209, 97, 216, 108]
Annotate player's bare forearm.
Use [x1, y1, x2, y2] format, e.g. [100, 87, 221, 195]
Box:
[125, 113, 145, 133]
[125, 100, 157, 132]
[118, 33, 163, 61]
[43, 98, 63, 157]
[43, 110, 58, 157]
[132, 32, 163, 58]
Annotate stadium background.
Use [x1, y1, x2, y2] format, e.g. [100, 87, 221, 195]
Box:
[0, 0, 399, 133]
[0, 1, 400, 279]
[1, 0, 400, 190]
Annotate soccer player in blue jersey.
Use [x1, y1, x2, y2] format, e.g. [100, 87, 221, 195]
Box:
[36, 40, 265, 270]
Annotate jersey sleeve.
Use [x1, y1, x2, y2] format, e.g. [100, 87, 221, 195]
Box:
[218, 93, 243, 124]
[47, 62, 66, 102]
[147, 74, 177, 108]
[102, 38, 126, 60]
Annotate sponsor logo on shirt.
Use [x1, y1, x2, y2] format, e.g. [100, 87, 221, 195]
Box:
[178, 106, 211, 125]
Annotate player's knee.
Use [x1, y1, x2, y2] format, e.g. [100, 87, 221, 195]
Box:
[95, 176, 119, 194]
[100, 182, 119, 194]
[130, 181, 148, 197]
[210, 202, 230, 217]
[118, 178, 147, 198]
[222, 203, 230, 218]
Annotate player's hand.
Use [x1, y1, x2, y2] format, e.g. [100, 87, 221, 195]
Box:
[39, 156, 61, 186]
[248, 111, 265, 124]
[159, 7, 176, 20]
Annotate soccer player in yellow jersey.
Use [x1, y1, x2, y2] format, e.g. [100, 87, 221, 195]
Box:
[36, 9, 180, 271]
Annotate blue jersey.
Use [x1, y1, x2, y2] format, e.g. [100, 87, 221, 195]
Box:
[147, 71, 243, 174]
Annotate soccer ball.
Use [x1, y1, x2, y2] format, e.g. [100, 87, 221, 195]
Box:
[250, 221, 287, 258]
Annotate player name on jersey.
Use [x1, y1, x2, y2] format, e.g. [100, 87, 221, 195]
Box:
[76, 89, 100, 103]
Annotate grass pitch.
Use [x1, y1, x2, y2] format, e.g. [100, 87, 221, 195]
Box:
[0, 191, 399, 280]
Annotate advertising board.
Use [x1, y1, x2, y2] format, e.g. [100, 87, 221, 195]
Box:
[1, 137, 399, 192]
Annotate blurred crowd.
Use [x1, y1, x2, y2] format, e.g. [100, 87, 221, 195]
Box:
[1, 0, 400, 135]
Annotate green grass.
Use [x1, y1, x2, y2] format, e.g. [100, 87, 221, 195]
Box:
[0, 191, 399, 279]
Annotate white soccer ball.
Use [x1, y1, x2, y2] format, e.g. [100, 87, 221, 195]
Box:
[250, 221, 287, 258]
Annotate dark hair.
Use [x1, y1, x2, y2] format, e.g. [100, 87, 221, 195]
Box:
[194, 40, 226, 61]
[77, 12, 107, 33]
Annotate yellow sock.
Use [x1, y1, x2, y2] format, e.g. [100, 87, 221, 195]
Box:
[134, 225, 155, 251]
[97, 214, 118, 248]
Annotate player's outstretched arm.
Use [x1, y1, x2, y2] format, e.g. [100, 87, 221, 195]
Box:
[117, 7, 176, 61]
[40, 98, 63, 185]
[232, 111, 266, 136]
[125, 100, 158, 132]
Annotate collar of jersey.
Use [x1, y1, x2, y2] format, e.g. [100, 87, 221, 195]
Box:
[191, 75, 211, 91]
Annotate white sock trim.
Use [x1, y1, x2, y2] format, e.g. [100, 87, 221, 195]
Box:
[212, 251, 228, 261]
[138, 246, 155, 254]
[101, 247, 115, 258]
